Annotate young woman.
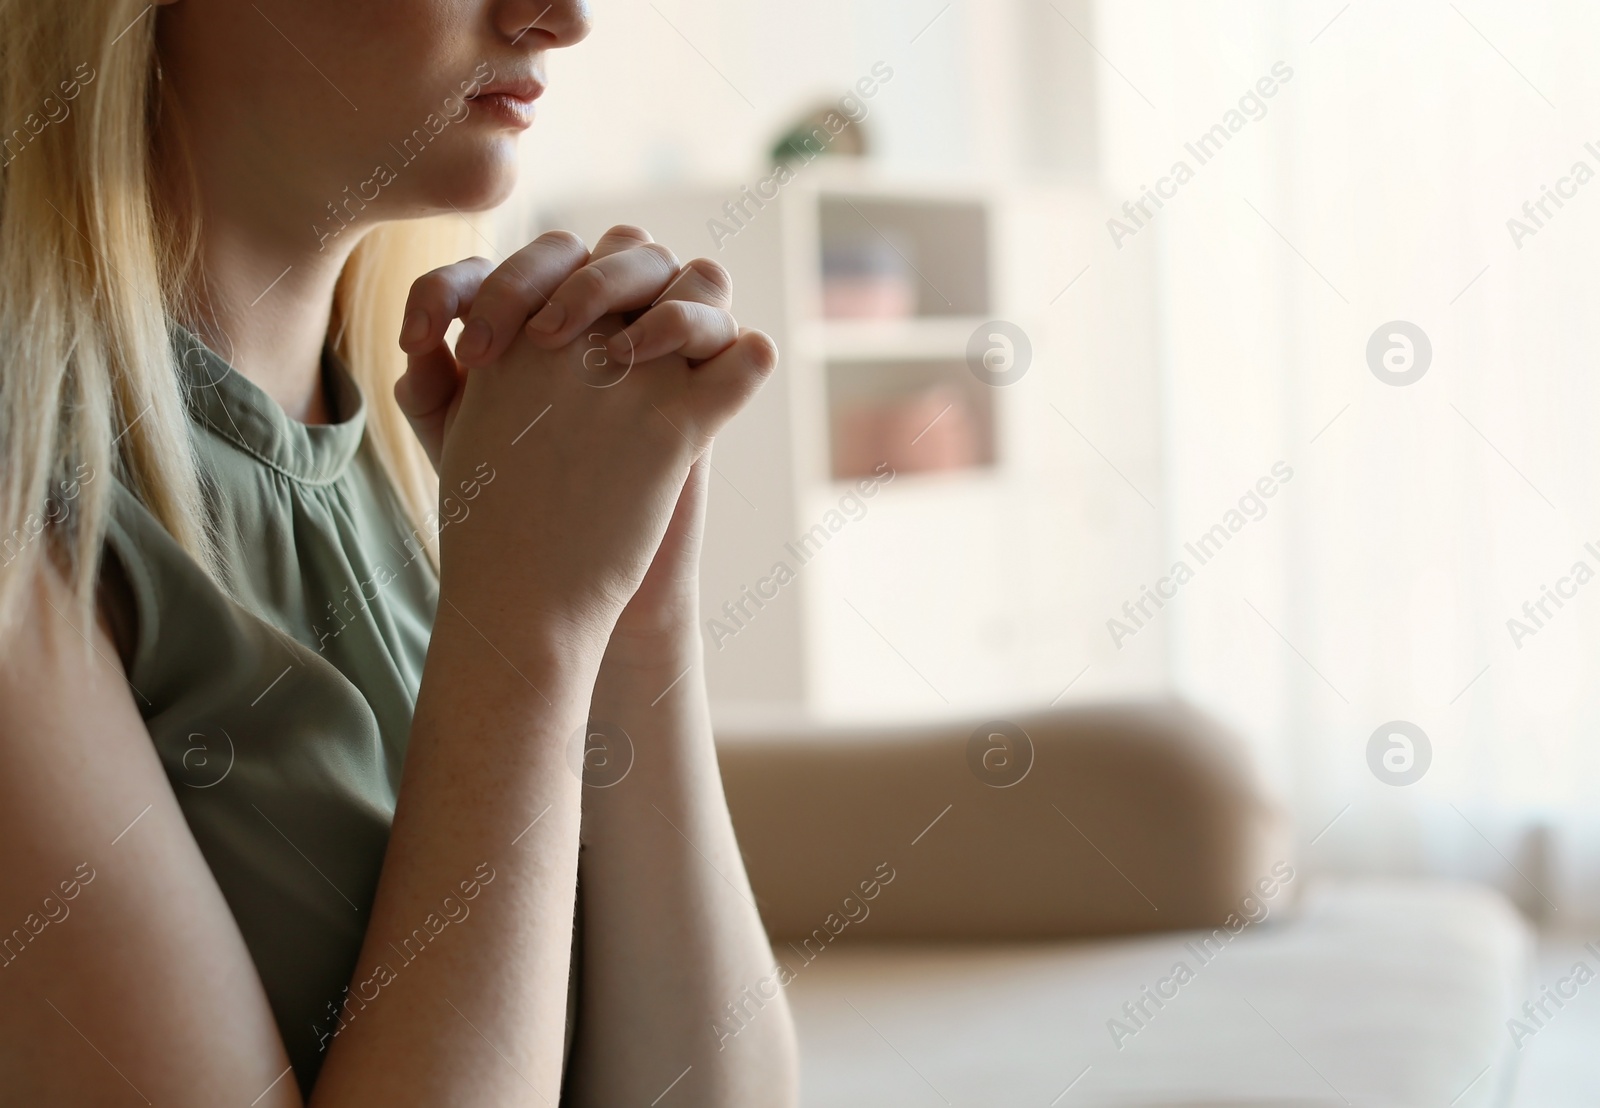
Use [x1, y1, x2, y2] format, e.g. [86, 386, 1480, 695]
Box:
[0, 1, 798, 1104]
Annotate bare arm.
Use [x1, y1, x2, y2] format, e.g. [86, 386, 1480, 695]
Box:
[0, 527, 613, 1106]
[564, 455, 800, 1107]
[0, 571, 296, 1106]
[319, 244, 773, 1100]
[397, 227, 798, 1105]
[0, 390, 677, 1107]
[306, 592, 598, 1102]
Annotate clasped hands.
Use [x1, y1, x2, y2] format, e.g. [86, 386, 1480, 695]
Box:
[392, 225, 776, 669]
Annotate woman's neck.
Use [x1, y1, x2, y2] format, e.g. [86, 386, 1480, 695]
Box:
[182, 208, 365, 426]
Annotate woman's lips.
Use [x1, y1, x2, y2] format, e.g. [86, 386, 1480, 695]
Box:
[467, 92, 538, 129]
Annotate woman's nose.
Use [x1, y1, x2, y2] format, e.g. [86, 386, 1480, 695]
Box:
[500, 0, 592, 49]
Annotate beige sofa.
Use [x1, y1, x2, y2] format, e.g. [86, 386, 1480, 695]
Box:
[719, 702, 1532, 1107]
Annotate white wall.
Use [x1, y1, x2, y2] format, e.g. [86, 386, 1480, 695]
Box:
[509, 0, 994, 213]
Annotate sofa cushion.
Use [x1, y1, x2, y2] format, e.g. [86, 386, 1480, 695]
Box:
[719, 701, 1290, 941]
[783, 880, 1531, 1107]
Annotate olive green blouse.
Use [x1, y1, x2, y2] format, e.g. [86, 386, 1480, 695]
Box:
[99, 326, 459, 1093]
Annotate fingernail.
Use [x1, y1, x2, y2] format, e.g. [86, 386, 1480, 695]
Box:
[528, 303, 566, 335]
[400, 309, 428, 348]
[606, 330, 633, 357]
[458, 317, 492, 361]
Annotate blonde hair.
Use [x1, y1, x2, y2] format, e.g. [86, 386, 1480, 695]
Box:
[0, 0, 470, 632]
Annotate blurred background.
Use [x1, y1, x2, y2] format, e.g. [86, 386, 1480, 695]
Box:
[496, 0, 1600, 1069]
[507, 0, 1600, 917]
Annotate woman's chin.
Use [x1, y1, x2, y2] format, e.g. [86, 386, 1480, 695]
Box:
[429, 149, 521, 214]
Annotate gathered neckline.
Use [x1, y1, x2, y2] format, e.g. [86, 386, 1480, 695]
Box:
[169, 321, 368, 486]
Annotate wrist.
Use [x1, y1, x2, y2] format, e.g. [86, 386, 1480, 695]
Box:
[433, 578, 613, 687]
[602, 611, 701, 669]
[592, 623, 702, 705]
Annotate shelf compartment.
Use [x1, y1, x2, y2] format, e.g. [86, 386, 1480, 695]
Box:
[817, 196, 990, 320]
[827, 358, 996, 481]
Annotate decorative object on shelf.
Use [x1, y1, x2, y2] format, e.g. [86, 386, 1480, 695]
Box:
[832, 382, 980, 479]
[769, 102, 870, 167]
[821, 233, 916, 320]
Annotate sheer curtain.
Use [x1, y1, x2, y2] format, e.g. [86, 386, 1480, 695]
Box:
[1096, 0, 1600, 921]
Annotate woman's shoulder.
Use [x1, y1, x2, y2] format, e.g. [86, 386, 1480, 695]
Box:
[94, 473, 283, 710]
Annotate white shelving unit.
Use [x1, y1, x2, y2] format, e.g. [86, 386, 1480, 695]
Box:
[543, 164, 1164, 724]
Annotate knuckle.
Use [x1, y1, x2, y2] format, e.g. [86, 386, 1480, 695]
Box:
[639, 241, 680, 270]
[529, 231, 590, 273]
[565, 263, 611, 307]
[499, 260, 551, 299]
[411, 256, 490, 304]
[474, 270, 520, 308]
[684, 257, 733, 295]
[602, 223, 652, 245]
[538, 229, 587, 253]
[409, 269, 453, 302]
[655, 300, 695, 334]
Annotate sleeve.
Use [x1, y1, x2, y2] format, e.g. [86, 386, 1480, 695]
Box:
[95, 481, 162, 700]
